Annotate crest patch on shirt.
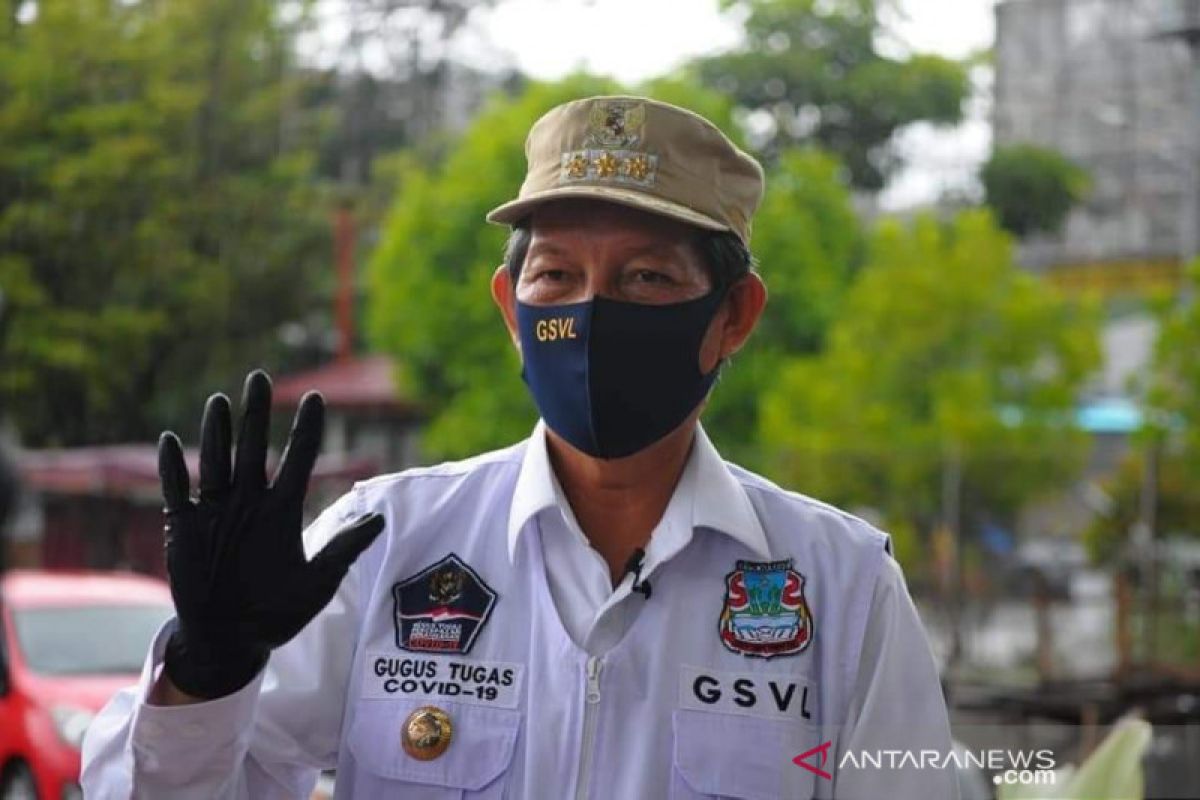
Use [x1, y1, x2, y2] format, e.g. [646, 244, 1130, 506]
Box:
[719, 559, 813, 658]
[392, 554, 497, 655]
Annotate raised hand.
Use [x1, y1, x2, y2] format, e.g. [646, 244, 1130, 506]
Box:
[157, 370, 385, 699]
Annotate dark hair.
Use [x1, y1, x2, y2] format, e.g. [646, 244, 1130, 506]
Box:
[502, 217, 755, 294]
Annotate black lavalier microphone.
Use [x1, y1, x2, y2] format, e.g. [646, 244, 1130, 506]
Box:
[623, 547, 652, 600]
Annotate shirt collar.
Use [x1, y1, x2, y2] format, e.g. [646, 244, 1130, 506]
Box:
[507, 420, 559, 561]
[507, 421, 771, 563]
[689, 423, 771, 559]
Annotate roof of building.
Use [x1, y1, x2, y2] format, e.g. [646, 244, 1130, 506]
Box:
[271, 355, 419, 415]
[17, 445, 377, 499]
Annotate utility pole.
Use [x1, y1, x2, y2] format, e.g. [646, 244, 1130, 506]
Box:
[334, 203, 357, 363]
[941, 444, 964, 671]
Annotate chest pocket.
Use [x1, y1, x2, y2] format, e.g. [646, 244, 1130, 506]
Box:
[348, 699, 521, 799]
[671, 709, 819, 800]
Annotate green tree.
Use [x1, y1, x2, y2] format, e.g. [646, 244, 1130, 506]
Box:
[759, 210, 1101, 554]
[1082, 452, 1200, 564]
[0, 0, 333, 446]
[1083, 263, 1200, 561]
[367, 76, 863, 461]
[367, 75, 623, 459]
[705, 147, 863, 460]
[692, 0, 969, 189]
[1146, 265, 1200, 473]
[981, 144, 1090, 237]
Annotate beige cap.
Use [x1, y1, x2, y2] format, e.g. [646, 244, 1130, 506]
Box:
[486, 96, 765, 245]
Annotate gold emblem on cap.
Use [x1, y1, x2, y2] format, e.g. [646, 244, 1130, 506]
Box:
[586, 101, 646, 149]
[624, 154, 651, 181]
[402, 706, 453, 761]
[594, 152, 619, 178]
[565, 153, 588, 179]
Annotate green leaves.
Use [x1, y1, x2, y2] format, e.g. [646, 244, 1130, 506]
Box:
[0, 0, 332, 445]
[997, 716, 1150, 800]
[693, 0, 970, 189]
[364, 76, 866, 462]
[759, 210, 1101, 543]
[982, 144, 1091, 237]
[705, 147, 862, 458]
[1148, 264, 1200, 463]
[366, 76, 745, 459]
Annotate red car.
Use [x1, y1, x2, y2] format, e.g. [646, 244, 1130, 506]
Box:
[0, 570, 173, 800]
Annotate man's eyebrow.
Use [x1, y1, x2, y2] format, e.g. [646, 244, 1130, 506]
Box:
[527, 237, 692, 265]
[624, 242, 684, 259]
[526, 241, 572, 259]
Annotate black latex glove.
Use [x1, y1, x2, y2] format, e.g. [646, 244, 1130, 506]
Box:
[158, 370, 385, 699]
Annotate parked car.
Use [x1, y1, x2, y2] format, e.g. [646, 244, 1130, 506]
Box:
[0, 570, 173, 799]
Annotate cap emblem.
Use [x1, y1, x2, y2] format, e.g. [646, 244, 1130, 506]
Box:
[559, 100, 658, 188]
[585, 100, 645, 148]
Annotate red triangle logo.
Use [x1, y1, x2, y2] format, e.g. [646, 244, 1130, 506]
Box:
[793, 740, 833, 780]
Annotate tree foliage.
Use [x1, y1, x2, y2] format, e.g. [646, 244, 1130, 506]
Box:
[1082, 451, 1200, 564]
[367, 75, 623, 459]
[1146, 264, 1200, 475]
[981, 143, 1090, 238]
[705, 147, 862, 459]
[692, 0, 969, 189]
[0, 0, 335, 446]
[366, 76, 863, 461]
[308, 0, 510, 185]
[759, 210, 1101, 543]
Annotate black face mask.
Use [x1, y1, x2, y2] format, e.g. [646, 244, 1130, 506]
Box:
[516, 290, 725, 459]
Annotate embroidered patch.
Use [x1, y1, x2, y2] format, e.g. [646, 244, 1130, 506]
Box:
[392, 554, 497, 655]
[585, 100, 646, 149]
[558, 149, 659, 187]
[719, 559, 813, 658]
[679, 665, 814, 721]
[362, 651, 524, 709]
[559, 101, 658, 187]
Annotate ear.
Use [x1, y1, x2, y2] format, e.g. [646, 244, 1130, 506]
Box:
[699, 273, 767, 373]
[491, 265, 520, 350]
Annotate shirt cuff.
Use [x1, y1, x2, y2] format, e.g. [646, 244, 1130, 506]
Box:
[129, 618, 264, 786]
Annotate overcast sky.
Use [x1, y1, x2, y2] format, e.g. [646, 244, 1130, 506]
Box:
[480, 0, 994, 82]
[308, 0, 998, 210]
[471, 0, 997, 210]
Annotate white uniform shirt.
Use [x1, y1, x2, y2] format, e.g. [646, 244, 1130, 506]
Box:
[82, 423, 958, 799]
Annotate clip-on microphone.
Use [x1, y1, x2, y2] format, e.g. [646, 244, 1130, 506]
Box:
[622, 547, 652, 600]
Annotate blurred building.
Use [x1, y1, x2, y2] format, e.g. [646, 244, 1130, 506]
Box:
[994, 0, 1197, 290]
[993, 1, 1198, 546]
[271, 354, 423, 474]
[8, 355, 422, 577]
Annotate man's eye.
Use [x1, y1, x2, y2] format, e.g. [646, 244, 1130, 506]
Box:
[532, 269, 569, 282]
[631, 269, 674, 284]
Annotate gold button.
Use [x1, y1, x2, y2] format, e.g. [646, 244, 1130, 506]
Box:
[402, 706, 453, 761]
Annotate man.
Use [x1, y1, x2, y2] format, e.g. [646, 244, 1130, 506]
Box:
[82, 96, 957, 798]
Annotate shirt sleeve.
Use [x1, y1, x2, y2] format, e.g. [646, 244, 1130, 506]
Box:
[832, 554, 960, 800]
[81, 488, 372, 800]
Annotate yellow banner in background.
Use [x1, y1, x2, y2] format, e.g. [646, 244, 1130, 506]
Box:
[1042, 259, 1184, 296]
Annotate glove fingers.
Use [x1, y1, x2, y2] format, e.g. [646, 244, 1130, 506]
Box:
[232, 370, 272, 493]
[158, 432, 191, 514]
[272, 391, 324, 504]
[199, 393, 232, 502]
[309, 513, 385, 579]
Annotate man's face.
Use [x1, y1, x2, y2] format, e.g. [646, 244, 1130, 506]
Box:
[490, 197, 766, 392]
[515, 199, 714, 307]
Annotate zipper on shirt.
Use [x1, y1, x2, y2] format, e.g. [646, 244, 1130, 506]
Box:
[574, 656, 604, 800]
